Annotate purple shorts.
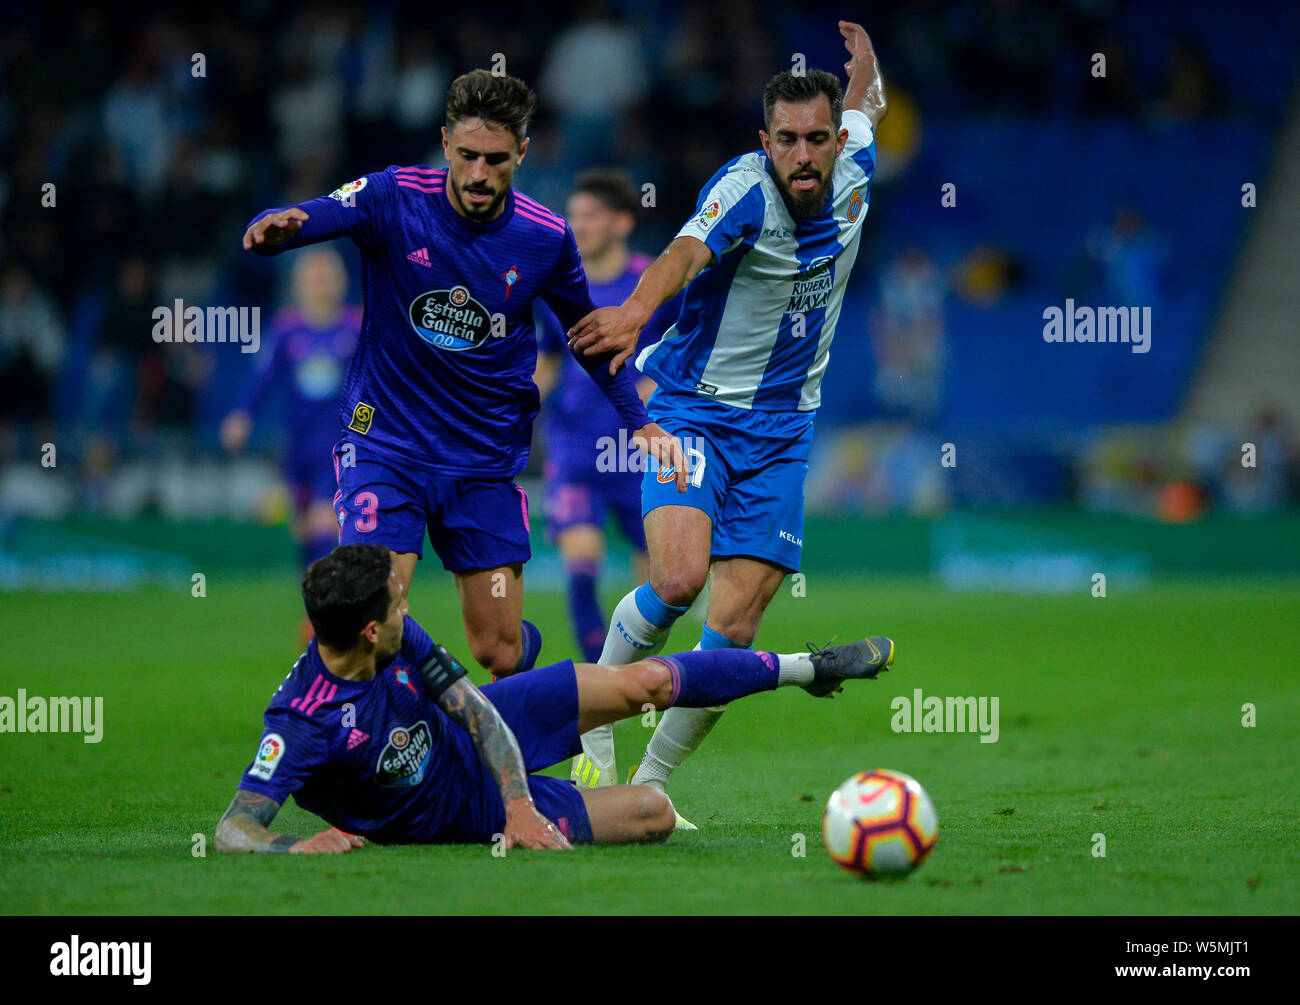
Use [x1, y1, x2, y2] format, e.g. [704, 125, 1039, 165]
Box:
[445, 659, 593, 844]
[285, 443, 340, 515]
[543, 457, 646, 550]
[333, 440, 531, 573]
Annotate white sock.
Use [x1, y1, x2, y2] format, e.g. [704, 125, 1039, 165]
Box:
[576, 723, 617, 786]
[777, 652, 814, 685]
[578, 588, 684, 786]
[634, 642, 724, 791]
[597, 588, 676, 665]
[632, 648, 812, 789]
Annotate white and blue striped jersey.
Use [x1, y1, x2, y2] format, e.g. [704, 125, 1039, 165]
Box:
[638, 108, 876, 413]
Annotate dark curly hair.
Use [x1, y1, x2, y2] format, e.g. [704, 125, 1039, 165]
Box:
[445, 69, 538, 146]
[762, 69, 843, 131]
[301, 544, 393, 650]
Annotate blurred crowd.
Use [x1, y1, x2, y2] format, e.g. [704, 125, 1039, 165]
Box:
[0, 0, 1294, 517]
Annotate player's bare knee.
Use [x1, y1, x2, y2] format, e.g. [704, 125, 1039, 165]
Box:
[470, 636, 521, 675]
[634, 786, 675, 843]
[709, 616, 757, 648]
[622, 659, 673, 708]
[651, 568, 706, 608]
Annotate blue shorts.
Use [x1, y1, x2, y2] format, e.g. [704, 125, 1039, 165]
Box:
[333, 438, 531, 574]
[543, 457, 646, 550]
[285, 441, 339, 515]
[446, 659, 593, 844]
[640, 390, 814, 573]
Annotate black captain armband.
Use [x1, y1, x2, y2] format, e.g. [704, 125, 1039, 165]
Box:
[417, 643, 469, 700]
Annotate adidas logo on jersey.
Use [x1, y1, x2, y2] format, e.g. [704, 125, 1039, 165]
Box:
[406, 247, 432, 267]
[346, 728, 370, 750]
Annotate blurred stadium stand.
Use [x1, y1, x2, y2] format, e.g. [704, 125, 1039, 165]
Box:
[1186, 79, 1300, 431]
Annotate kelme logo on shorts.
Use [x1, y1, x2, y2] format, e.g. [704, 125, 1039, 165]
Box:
[408, 285, 492, 351]
[348, 401, 374, 434]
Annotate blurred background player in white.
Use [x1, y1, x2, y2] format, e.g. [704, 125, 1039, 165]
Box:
[567, 22, 893, 824]
[533, 171, 681, 787]
[220, 247, 360, 640]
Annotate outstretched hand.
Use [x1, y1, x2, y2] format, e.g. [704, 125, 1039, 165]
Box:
[243, 208, 309, 251]
[839, 20, 877, 75]
[567, 305, 645, 375]
[839, 20, 887, 126]
[503, 799, 572, 850]
[290, 827, 366, 854]
[633, 422, 689, 493]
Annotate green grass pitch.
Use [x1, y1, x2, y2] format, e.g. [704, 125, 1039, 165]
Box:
[1, 569, 1296, 914]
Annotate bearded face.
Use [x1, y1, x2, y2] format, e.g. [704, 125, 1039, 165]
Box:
[761, 95, 845, 219]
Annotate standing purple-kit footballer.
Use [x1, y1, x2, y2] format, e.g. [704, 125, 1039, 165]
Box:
[534, 170, 684, 668]
[220, 248, 360, 578]
[240, 70, 689, 681]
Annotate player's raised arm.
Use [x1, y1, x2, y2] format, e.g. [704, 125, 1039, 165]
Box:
[541, 226, 691, 491]
[214, 789, 365, 854]
[242, 173, 385, 255]
[566, 236, 712, 365]
[419, 646, 571, 850]
[839, 20, 887, 127]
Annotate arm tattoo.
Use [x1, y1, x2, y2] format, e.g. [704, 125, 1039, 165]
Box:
[214, 789, 300, 853]
[438, 677, 531, 804]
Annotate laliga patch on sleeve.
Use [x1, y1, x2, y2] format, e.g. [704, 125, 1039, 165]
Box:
[329, 177, 368, 204]
[692, 199, 722, 230]
[248, 733, 286, 781]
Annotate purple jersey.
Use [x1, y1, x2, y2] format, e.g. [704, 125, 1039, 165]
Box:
[242, 305, 361, 457]
[537, 253, 681, 468]
[246, 167, 649, 478]
[237, 616, 489, 842]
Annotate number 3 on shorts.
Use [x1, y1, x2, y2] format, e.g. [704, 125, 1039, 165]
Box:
[353, 491, 378, 533]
